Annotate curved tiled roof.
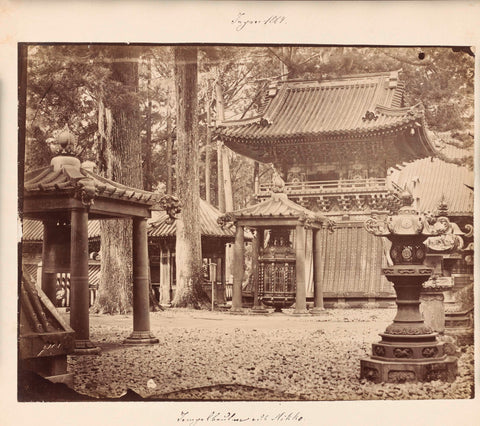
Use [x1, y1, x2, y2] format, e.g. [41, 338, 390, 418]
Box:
[148, 198, 235, 239]
[226, 192, 331, 226]
[217, 71, 432, 140]
[24, 157, 157, 205]
[389, 157, 473, 215]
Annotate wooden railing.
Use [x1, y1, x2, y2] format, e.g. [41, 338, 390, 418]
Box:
[258, 178, 388, 196]
[56, 272, 98, 308]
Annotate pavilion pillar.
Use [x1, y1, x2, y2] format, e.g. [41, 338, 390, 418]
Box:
[159, 243, 171, 306]
[231, 223, 244, 313]
[311, 227, 326, 315]
[293, 224, 309, 315]
[70, 208, 100, 354]
[252, 229, 268, 313]
[125, 217, 159, 345]
[41, 220, 59, 304]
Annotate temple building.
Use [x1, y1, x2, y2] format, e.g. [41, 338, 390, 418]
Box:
[216, 70, 472, 307]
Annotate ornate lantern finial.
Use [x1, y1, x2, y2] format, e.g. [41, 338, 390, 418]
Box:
[270, 165, 285, 194]
[437, 194, 449, 216]
[54, 125, 77, 156]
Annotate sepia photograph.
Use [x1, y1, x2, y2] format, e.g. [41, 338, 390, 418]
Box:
[2, 2, 479, 425]
[18, 43, 474, 402]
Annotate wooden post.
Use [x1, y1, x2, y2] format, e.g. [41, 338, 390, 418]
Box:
[293, 224, 309, 315]
[311, 227, 326, 314]
[70, 208, 99, 354]
[125, 218, 159, 345]
[231, 224, 244, 312]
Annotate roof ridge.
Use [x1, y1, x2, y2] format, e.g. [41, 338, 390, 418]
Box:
[275, 69, 401, 86]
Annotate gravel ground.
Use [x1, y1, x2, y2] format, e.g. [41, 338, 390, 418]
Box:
[67, 308, 474, 401]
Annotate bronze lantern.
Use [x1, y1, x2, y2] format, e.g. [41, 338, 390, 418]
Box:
[361, 191, 458, 383]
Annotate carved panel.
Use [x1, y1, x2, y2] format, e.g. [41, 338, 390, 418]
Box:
[425, 365, 448, 381]
[388, 370, 416, 383]
[363, 367, 379, 381]
[393, 348, 414, 358]
[422, 347, 439, 358]
[373, 345, 386, 357]
[386, 325, 433, 335]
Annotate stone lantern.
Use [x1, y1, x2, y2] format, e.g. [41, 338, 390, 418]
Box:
[361, 191, 458, 383]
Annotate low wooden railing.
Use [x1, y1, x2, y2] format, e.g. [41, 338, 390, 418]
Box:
[258, 178, 388, 196]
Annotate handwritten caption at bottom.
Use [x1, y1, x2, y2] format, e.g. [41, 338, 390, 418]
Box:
[178, 410, 303, 425]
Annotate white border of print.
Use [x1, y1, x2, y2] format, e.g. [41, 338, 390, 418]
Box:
[1, 1, 479, 425]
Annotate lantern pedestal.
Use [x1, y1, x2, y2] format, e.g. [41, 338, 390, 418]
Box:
[360, 266, 458, 383]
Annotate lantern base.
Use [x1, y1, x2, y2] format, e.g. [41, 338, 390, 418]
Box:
[360, 356, 458, 384]
[124, 331, 159, 345]
[361, 334, 458, 383]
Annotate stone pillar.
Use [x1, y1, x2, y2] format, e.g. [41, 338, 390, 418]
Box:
[231, 224, 244, 313]
[251, 229, 268, 313]
[125, 217, 159, 345]
[215, 256, 226, 305]
[70, 208, 100, 354]
[311, 227, 326, 315]
[293, 224, 309, 315]
[420, 290, 446, 333]
[41, 220, 59, 304]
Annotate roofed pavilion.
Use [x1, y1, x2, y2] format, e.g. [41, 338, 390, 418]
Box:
[23, 136, 179, 353]
[219, 180, 334, 314]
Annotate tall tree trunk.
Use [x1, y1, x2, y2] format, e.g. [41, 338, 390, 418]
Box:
[205, 95, 212, 204]
[222, 145, 233, 211]
[144, 58, 153, 191]
[217, 141, 225, 212]
[166, 106, 173, 195]
[94, 46, 142, 314]
[172, 46, 209, 308]
[214, 82, 233, 211]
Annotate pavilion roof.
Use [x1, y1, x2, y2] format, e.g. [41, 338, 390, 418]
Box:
[389, 157, 473, 215]
[216, 71, 435, 157]
[148, 198, 236, 239]
[24, 159, 157, 205]
[223, 192, 333, 228]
